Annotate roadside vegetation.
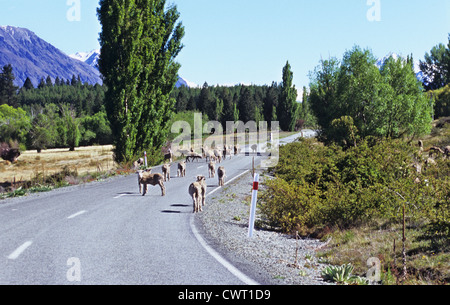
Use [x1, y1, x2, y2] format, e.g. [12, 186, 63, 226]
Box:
[258, 41, 450, 285]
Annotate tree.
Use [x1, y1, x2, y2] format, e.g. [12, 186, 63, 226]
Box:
[419, 36, 450, 91]
[22, 77, 34, 90]
[278, 61, 299, 131]
[98, 0, 184, 162]
[0, 64, 19, 107]
[309, 46, 433, 143]
[0, 104, 31, 146]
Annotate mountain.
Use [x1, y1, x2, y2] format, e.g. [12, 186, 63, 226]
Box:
[376, 52, 424, 83]
[69, 49, 100, 70]
[70, 48, 197, 88]
[0, 26, 102, 87]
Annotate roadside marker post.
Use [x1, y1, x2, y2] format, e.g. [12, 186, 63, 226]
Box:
[248, 173, 260, 238]
[144, 151, 148, 167]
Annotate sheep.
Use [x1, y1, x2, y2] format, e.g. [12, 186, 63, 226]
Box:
[138, 168, 152, 194]
[214, 149, 223, 163]
[223, 145, 232, 160]
[164, 150, 173, 163]
[203, 149, 216, 162]
[186, 152, 203, 162]
[196, 175, 207, 207]
[137, 170, 166, 196]
[208, 161, 216, 178]
[189, 181, 203, 213]
[425, 146, 445, 158]
[162, 163, 171, 182]
[234, 145, 241, 156]
[133, 158, 145, 170]
[0, 143, 20, 163]
[218, 166, 226, 187]
[251, 144, 258, 154]
[177, 161, 186, 177]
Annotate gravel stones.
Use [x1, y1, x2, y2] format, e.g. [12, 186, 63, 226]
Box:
[197, 174, 332, 285]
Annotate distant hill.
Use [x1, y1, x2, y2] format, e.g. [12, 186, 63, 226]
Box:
[0, 26, 102, 87]
[70, 48, 197, 88]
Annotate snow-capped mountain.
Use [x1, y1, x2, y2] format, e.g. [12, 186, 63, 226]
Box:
[376, 52, 424, 83]
[71, 49, 197, 88]
[0, 26, 102, 87]
[69, 49, 100, 69]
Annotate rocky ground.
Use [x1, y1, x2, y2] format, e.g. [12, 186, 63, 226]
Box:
[196, 172, 332, 285]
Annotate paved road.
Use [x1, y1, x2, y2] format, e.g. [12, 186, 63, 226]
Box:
[0, 132, 307, 285]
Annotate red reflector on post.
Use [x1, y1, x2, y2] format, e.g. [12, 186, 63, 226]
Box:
[253, 182, 259, 190]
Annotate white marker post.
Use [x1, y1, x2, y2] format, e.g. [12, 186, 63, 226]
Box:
[248, 173, 260, 238]
[144, 151, 148, 167]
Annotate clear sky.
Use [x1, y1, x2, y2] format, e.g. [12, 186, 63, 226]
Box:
[1, 0, 449, 92]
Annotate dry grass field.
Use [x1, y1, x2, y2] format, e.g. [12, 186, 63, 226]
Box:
[0, 145, 117, 186]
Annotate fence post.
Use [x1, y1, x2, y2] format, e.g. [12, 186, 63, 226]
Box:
[248, 173, 260, 238]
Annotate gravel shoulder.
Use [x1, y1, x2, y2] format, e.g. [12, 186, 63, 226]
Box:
[196, 172, 332, 285]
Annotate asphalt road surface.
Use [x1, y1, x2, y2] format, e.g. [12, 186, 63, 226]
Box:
[0, 131, 312, 285]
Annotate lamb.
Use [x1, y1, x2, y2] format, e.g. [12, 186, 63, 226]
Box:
[218, 166, 226, 187]
[177, 161, 186, 177]
[208, 161, 216, 178]
[162, 163, 171, 182]
[189, 181, 203, 213]
[137, 170, 166, 196]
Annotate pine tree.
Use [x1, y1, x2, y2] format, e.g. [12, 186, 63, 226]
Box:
[0, 64, 19, 107]
[23, 77, 34, 90]
[278, 61, 299, 131]
[98, 0, 184, 162]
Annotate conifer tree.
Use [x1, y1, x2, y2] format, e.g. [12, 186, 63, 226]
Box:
[278, 61, 299, 131]
[0, 64, 18, 107]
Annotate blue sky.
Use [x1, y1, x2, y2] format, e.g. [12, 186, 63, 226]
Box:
[1, 0, 449, 92]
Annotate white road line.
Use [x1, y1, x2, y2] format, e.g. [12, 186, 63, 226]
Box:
[67, 210, 87, 219]
[8, 241, 33, 260]
[190, 216, 259, 286]
[208, 170, 250, 197]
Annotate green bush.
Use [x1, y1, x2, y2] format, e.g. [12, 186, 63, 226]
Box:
[260, 138, 450, 235]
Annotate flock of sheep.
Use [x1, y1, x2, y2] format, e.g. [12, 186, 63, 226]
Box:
[135, 145, 238, 213]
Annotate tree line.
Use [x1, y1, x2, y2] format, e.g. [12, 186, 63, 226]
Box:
[1, 27, 449, 161]
[0, 68, 111, 152]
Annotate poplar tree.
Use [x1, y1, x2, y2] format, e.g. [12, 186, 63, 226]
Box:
[98, 0, 184, 162]
[278, 61, 299, 131]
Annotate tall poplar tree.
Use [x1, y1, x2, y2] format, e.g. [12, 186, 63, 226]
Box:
[98, 0, 184, 162]
[278, 61, 299, 131]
